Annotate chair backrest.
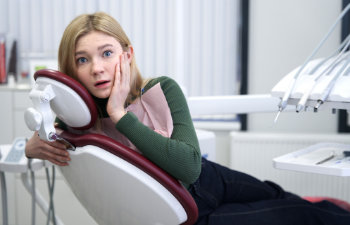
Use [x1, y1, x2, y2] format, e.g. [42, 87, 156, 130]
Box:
[33, 69, 198, 225]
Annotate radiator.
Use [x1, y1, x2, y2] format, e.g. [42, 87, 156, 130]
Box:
[230, 132, 350, 202]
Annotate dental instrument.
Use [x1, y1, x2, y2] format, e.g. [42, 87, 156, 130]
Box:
[315, 151, 335, 165]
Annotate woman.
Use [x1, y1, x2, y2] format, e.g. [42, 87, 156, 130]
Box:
[25, 12, 350, 225]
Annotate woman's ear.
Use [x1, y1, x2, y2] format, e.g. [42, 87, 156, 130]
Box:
[126, 46, 134, 63]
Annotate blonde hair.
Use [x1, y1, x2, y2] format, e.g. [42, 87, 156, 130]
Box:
[58, 12, 143, 105]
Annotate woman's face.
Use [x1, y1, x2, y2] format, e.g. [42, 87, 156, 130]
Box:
[74, 31, 124, 98]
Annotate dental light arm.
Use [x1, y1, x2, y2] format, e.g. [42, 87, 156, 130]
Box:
[188, 94, 287, 116]
[25, 84, 57, 141]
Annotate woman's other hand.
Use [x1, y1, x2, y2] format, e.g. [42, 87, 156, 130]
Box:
[107, 52, 130, 123]
[25, 131, 71, 166]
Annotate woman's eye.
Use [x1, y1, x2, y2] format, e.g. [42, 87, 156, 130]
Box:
[103, 50, 112, 57]
[77, 57, 87, 64]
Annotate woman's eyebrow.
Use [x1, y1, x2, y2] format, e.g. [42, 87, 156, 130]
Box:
[75, 51, 86, 56]
[98, 44, 114, 51]
[75, 44, 114, 56]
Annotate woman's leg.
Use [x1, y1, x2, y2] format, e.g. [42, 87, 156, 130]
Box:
[189, 158, 298, 223]
[206, 198, 350, 225]
[191, 158, 297, 204]
[189, 158, 350, 225]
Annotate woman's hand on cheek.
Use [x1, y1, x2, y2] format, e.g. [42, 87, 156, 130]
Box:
[107, 52, 130, 123]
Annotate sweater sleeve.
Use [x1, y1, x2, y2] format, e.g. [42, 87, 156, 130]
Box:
[115, 77, 202, 186]
[55, 117, 67, 130]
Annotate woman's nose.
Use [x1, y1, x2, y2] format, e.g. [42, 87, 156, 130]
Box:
[91, 59, 104, 75]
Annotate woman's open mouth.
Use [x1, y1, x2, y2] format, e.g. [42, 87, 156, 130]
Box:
[95, 80, 110, 88]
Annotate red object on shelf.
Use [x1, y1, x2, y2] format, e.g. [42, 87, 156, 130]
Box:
[0, 36, 6, 84]
[304, 196, 350, 212]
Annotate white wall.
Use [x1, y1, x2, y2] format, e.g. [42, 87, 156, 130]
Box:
[248, 0, 342, 133]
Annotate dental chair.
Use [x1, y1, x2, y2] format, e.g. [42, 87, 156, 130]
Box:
[25, 69, 198, 225]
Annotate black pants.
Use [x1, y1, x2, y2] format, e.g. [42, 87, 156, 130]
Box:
[188, 157, 350, 225]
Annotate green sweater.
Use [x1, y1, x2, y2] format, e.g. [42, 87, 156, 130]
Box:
[57, 76, 202, 187]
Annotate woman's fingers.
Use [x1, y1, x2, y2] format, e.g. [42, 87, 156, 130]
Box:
[45, 154, 69, 166]
[46, 139, 69, 152]
[123, 53, 130, 86]
[41, 146, 70, 166]
[46, 143, 70, 158]
[119, 52, 130, 87]
[115, 59, 121, 86]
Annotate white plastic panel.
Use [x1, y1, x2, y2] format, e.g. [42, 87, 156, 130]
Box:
[60, 145, 186, 225]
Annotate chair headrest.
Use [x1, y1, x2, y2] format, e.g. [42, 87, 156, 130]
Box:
[34, 69, 98, 130]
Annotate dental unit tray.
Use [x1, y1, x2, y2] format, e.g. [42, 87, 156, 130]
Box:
[273, 142, 350, 176]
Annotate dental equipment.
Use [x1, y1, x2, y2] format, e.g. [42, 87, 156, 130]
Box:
[270, 4, 350, 117]
[271, 54, 350, 114]
[275, 3, 350, 121]
[295, 36, 350, 113]
[315, 151, 335, 165]
[296, 34, 350, 112]
[20, 167, 65, 225]
[24, 70, 95, 144]
[0, 137, 62, 225]
[1, 169, 8, 225]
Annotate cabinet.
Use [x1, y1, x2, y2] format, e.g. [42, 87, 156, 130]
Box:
[0, 85, 32, 144]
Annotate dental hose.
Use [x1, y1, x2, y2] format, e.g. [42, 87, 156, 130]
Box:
[27, 157, 37, 225]
[1, 171, 8, 225]
[45, 165, 57, 225]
